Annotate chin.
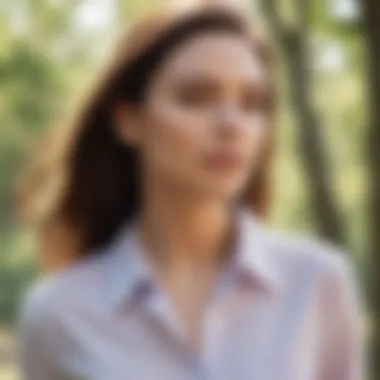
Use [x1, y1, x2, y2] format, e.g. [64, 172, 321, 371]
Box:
[200, 181, 245, 202]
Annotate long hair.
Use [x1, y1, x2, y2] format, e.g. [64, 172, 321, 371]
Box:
[16, 2, 276, 269]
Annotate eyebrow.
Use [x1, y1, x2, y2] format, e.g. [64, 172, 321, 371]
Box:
[171, 72, 266, 90]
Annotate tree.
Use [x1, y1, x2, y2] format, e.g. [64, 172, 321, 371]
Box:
[361, 0, 380, 377]
[259, 0, 344, 244]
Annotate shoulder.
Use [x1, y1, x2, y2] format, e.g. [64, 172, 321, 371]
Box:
[19, 252, 107, 336]
[250, 220, 366, 374]
[256, 221, 359, 296]
[19, 220, 138, 331]
[267, 227, 349, 271]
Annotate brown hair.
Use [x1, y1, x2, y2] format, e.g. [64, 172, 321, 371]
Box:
[17, 3, 276, 269]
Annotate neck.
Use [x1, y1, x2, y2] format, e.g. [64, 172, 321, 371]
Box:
[139, 180, 235, 271]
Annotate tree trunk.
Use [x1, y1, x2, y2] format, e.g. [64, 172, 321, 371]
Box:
[261, 1, 344, 244]
[362, 0, 380, 378]
[285, 31, 344, 243]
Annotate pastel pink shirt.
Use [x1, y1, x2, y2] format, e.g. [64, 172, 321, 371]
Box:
[19, 209, 366, 380]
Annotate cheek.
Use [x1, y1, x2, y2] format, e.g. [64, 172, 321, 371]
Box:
[243, 115, 270, 165]
[142, 102, 206, 174]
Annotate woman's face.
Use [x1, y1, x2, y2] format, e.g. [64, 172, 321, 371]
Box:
[121, 31, 270, 201]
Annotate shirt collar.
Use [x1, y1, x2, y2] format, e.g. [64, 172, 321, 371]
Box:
[232, 207, 283, 294]
[104, 219, 153, 311]
[104, 208, 283, 311]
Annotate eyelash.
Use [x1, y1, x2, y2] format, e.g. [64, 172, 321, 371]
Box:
[177, 89, 213, 106]
[241, 94, 269, 113]
[176, 88, 270, 112]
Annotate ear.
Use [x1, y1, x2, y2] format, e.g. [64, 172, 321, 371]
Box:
[112, 101, 143, 148]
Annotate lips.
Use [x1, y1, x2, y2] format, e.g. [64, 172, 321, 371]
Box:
[203, 151, 245, 172]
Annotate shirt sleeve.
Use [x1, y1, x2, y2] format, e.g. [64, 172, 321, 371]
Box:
[318, 253, 367, 380]
[17, 283, 62, 380]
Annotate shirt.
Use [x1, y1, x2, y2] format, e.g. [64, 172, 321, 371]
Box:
[18, 208, 366, 380]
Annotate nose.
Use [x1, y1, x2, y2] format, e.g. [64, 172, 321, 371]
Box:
[214, 102, 243, 138]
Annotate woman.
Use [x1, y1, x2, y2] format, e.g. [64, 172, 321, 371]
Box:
[18, 2, 365, 380]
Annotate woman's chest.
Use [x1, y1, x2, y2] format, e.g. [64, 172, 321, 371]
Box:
[58, 295, 322, 380]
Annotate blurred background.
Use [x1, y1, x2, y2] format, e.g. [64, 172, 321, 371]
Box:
[0, 0, 379, 379]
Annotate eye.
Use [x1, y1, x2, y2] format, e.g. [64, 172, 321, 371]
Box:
[175, 83, 216, 108]
[241, 88, 270, 113]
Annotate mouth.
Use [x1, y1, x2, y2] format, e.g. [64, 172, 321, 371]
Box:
[203, 151, 245, 173]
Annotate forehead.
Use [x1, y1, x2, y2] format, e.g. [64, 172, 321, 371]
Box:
[154, 31, 267, 85]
